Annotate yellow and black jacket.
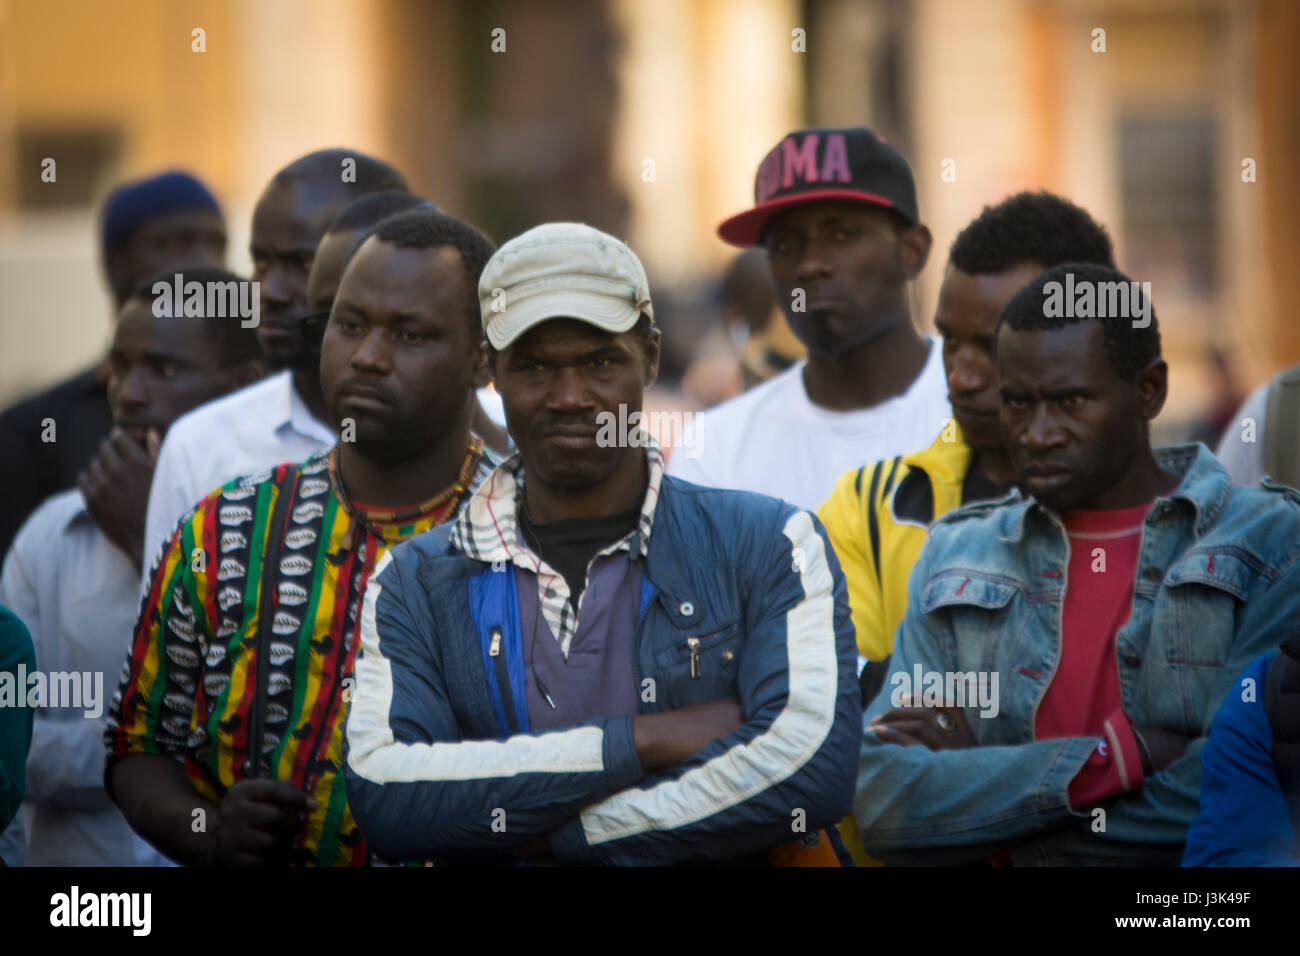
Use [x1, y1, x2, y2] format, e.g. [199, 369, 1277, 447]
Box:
[819, 424, 974, 663]
[818, 423, 974, 865]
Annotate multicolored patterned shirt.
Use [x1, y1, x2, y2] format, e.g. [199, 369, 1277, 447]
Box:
[106, 440, 496, 865]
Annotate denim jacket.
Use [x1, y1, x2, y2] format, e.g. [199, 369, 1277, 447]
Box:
[855, 443, 1300, 865]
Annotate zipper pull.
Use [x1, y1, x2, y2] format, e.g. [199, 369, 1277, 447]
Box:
[687, 637, 701, 679]
[489, 628, 502, 657]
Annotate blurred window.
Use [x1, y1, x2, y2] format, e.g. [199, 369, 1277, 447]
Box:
[1117, 113, 1218, 299]
[16, 126, 121, 209]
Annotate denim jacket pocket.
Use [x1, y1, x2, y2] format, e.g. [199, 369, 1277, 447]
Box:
[920, 570, 1023, 675]
[1160, 548, 1253, 668]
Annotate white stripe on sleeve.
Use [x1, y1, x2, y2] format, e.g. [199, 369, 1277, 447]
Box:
[346, 551, 607, 784]
[577, 510, 839, 845]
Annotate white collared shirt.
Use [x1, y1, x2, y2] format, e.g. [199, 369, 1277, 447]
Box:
[0, 489, 173, 866]
[140, 370, 336, 584]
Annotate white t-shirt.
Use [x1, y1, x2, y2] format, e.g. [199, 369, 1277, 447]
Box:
[142, 369, 507, 583]
[669, 337, 952, 512]
[1215, 381, 1266, 488]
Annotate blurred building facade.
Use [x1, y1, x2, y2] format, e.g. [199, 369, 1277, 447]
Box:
[1, 0, 1296, 433]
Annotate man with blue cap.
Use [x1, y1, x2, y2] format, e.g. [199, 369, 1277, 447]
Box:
[0, 170, 226, 559]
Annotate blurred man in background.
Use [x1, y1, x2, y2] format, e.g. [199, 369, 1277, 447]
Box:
[139, 149, 408, 576]
[680, 248, 805, 409]
[0, 171, 226, 559]
[669, 127, 949, 511]
[0, 267, 263, 865]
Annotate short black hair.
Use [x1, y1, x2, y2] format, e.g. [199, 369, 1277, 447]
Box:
[367, 209, 497, 341]
[129, 267, 263, 363]
[273, 148, 408, 197]
[327, 192, 436, 235]
[949, 191, 1115, 275]
[997, 262, 1161, 382]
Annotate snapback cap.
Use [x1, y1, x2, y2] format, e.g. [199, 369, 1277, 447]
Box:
[717, 127, 919, 247]
[479, 223, 653, 349]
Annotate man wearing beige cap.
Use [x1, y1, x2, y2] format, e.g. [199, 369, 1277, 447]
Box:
[345, 223, 862, 865]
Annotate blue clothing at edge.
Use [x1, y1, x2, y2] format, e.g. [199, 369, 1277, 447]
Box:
[1183, 652, 1299, 866]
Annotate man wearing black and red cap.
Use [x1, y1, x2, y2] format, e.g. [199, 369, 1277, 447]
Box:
[670, 127, 949, 512]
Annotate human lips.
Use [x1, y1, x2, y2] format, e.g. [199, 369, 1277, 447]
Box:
[540, 423, 599, 450]
[1021, 461, 1070, 477]
[1020, 462, 1073, 493]
[338, 382, 396, 411]
[951, 400, 997, 421]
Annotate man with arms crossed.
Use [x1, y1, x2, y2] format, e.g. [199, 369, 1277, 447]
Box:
[345, 224, 861, 865]
[855, 263, 1300, 865]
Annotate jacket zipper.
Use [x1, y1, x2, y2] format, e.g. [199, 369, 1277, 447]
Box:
[686, 638, 702, 679]
[489, 627, 519, 734]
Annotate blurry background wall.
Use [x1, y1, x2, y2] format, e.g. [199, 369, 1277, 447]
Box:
[1, 0, 1296, 436]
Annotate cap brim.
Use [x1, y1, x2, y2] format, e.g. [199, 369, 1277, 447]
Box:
[485, 289, 641, 350]
[716, 189, 905, 247]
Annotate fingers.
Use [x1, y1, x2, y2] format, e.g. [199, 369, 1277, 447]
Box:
[86, 452, 109, 491]
[877, 719, 950, 750]
[873, 726, 925, 747]
[146, 428, 162, 463]
[870, 706, 939, 726]
[110, 427, 152, 467]
[237, 778, 317, 810]
[229, 799, 298, 832]
[99, 432, 128, 474]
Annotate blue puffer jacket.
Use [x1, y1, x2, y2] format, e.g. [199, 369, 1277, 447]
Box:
[343, 474, 861, 865]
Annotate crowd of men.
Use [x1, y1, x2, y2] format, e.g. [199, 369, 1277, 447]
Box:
[0, 126, 1296, 867]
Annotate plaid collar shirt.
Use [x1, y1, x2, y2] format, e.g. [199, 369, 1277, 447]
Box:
[449, 436, 665, 658]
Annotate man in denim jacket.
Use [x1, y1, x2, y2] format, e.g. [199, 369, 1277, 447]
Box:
[855, 263, 1300, 865]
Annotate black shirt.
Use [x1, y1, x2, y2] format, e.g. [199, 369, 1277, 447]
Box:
[0, 366, 113, 557]
[519, 502, 642, 610]
[961, 464, 1019, 505]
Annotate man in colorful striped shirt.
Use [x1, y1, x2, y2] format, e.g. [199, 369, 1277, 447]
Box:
[106, 209, 500, 866]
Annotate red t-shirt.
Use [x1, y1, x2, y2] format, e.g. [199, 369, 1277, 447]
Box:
[1038, 502, 1152, 807]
